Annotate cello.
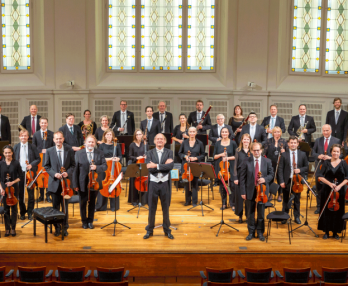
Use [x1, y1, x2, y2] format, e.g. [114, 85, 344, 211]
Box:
[87, 159, 100, 202]
[135, 128, 148, 192]
[5, 174, 18, 206]
[182, 150, 194, 191]
[255, 171, 267, 204]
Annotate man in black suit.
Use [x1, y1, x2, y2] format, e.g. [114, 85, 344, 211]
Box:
[288, 104, 316, 144]
[44, 131, 75, 237]
[239, 112, 267, 146]
[58, 113, 84, 152]
[143, 133, 174, 240]
[311, 124, 341, 214]
[278, 136, 308, 224]
[153, 101, 174, 134]
[325, 97, 348, 142]
[261, 105, 286, 139]
[240, 142, 274, 241]
[14, 130, 41, 220]
[72, 135, 107, 229]
[209, 114, 234, 145]
[20, 104, 41, 138]
[0, 105, 11, 144]
[187, 100, 212, 134]
[140, 106, 161, 146]
[110, 100, 136, 136]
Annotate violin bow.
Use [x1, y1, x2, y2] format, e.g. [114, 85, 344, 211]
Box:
[318, 179, 338, 221]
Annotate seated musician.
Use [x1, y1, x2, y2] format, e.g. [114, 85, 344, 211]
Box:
[140, 106, 161, 146]
[238, 112, 267, 146]
[44, 131, 75, 237]
[278, 136, 308, 225]
[209, 114, 234, 145]
[187, 100, 212, 134]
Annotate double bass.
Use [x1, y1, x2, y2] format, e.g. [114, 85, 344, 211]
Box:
[135, 128, 148, 192]
[4, 174, 18, 206]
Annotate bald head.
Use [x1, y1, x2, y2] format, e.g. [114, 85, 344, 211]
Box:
[154, 133, 166, 148]
[30, 105, 38, 116]
[322, 124, 332, 138]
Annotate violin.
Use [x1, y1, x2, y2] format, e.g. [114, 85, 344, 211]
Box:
[101, 138, 122, 197]
[182, 150, 194, 191]
[25, 160, 36, 188]
[60, 167, 73, 199]
[256, 171, 267, 203]
[135, 130, 148, 192]
[292, 163, 304, 193]
[328, 179, 339, 212]
[218, 147, 230, 181]
[5, 174, 18, 206]
[87, 159, 99, 201]
[36, 131, 49, 189]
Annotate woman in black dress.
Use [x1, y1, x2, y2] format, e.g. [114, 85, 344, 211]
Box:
[172, 114, 190, 163]
[228, 105, 244, 143]
[78, 109, 97, 138]
[178, 127, 205, 206]
[213, 127, 236, 210]
[263, 126, 288, 202]
[95, 115, 111, 144]
[0, 145, 22, 237]
[95, 129, 122, 212]
[317, 144, 348, 240]
[128, 129, 148, 206]
[233, 133, 252, 223]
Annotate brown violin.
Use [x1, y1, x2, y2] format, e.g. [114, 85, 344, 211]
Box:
[218, 147, 230, 181]
[182, 150, 194, 191]
[25, 160, 36, 188]
[5, 174, 18, 206]
[256, 171, 267, 203]
[328, 179, 339, 212]
[36, 131, 49, 189]
[87, 159, 99, 201]
[135, 129, 148, 192]
[60, 167, 73, 199]
[292, 163, 304, 193]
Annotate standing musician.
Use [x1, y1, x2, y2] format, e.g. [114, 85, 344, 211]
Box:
[32, 117, 54, 203]
[213, 127, 236, 210]
[209, 114, 234, 145]
[20, 104, 41, 138]
[95, 115, 111, 144]
[312, 124, 341, 214]
[140, 106, 161, 146]
[72, 135, 107, 229]
[263, 127, 288, 202]
[153, 101, 173, 134]
[240, 142, 274, 241]
[326, 97, 348, 143]
[233, 133, 252, 223]
[317, 144, 348, 240]
[288, 104, 316, 145]
[0, 145, 22, 237]
[172, 114, 190, 163]
[239, 112, 267, 146]
[278, 136, 308, 225]
[187, 100, 212, 134]
[0, 104, 12, 144]
[95, 129, 122, 212]
[78, 109, 97, 137]
[144, 133, 174, 240]
[110, 100, 135, 136]
[228, 105, 244, 143]
[178, 127, 205, 207]
[44, 131, 75, 237]
[261, 105, 286, 138]
[14, 130, 41, 221]
[59, 113, 84, 152]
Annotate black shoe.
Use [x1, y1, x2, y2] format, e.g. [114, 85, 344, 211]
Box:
[47, 197, 52, 203]
[314, 209, 320, 214]
[88, 223, 94, 229]
[82, 223, 88, 229]
[64, 230, 69, 237]
[238, 217, 243, 223]
[11, 230, 16, 237]
[37, 197, 44, 203]
[28, 214, 33, 220]
[333, 233, 340, 240]
[143, 232, 153, 239]
[258, 233, 265, 242]
[294, 217, 301, 224]
[323, 233, 329, 239]
[54, 228, 61, 237]
[246, 233, 254, 241]
[220, 206, 226, 210]
[164, 232, 174, 239]
[281, 220, 287, 224]
[184, 202, 191, 206]
[5, 231, 10, 237]
[20, 215, 25, 220]
[277, 196, 282, 202]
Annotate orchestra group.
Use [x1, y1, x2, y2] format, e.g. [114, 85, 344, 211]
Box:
[0, 97, 348, 242]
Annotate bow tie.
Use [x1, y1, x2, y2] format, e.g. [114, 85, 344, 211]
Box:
[157, 150, 163, 153]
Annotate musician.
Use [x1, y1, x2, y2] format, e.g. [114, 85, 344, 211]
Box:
[172, 114, 190, 163]
[20, 105, 41, 138]
[312, 124, 341, 214]
[209, 114, 234, 145]
[178, 127, 205, 206]
[14, 130, 41, 220]
[144, 133, 174, 240]
[240, 142, 274, 241]
[213, 127, 236, 210]
[32, 117, 54, 203]
[78, 109, 97, 137]
[72, 135, 107, 229]
[187, 100, 212, 134]
[278, 136, 308, 225]
[59, 113, 84, 152]
[95, 115, 110, 144]
[262, 127, 288, 202]
[110, 100, 135, 136]
[153, 101, 173, 134]
[239, 112, 267, 146]
[326, 97, 348, 142]
[233, 133, 252, 223]
[288, 104, 316, 144]
[261, 105, 286, 138]
[228, 105, 244, 143]
[95, 129, 122, 212]
[0, 105, 12, 144]
[0, 145, 22, 237]
[140, 106, 161, 146]
[317, 144, 348, 239]
[44, 131, 75, 237]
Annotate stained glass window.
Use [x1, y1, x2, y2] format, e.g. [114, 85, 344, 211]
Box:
[1, 0, 31, 71]
[187, 0, 215, 71]
[140, 0, 182, 71]
[325, 0, 348, 75]
[108, 0, 136, 71]
[291, 0, 322, 73]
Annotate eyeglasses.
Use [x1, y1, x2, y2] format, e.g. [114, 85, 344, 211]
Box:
[120, 104, 127, 106]
[253, 149, 261, 152]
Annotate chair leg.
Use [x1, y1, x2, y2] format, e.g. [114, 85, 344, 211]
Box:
[73, 204, 74, 217]
[342, 220, 347, 243]
[266, 219, 270, 242]
[288, 220, 291, 245]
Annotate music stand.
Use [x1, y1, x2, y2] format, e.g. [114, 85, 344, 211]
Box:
[299, 141, 311, 158]
[126, 163, 148, 218]
[116, 135, 133, 165]
[187, 162, 215, 216]
[196, 134, 208, 148]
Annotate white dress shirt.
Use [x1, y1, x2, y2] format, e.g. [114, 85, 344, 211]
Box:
[289, 149, 298, 178]
[56, 146, 64, 166]
[20, 142, 29, 172]
[268, 116, 277, 138]
[218, 124, 225, 137]
[197, 111, 202, 122]
[150, 148, 169, 182]
[250, 124, 256, 141]
[118, 110, 127, 131]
